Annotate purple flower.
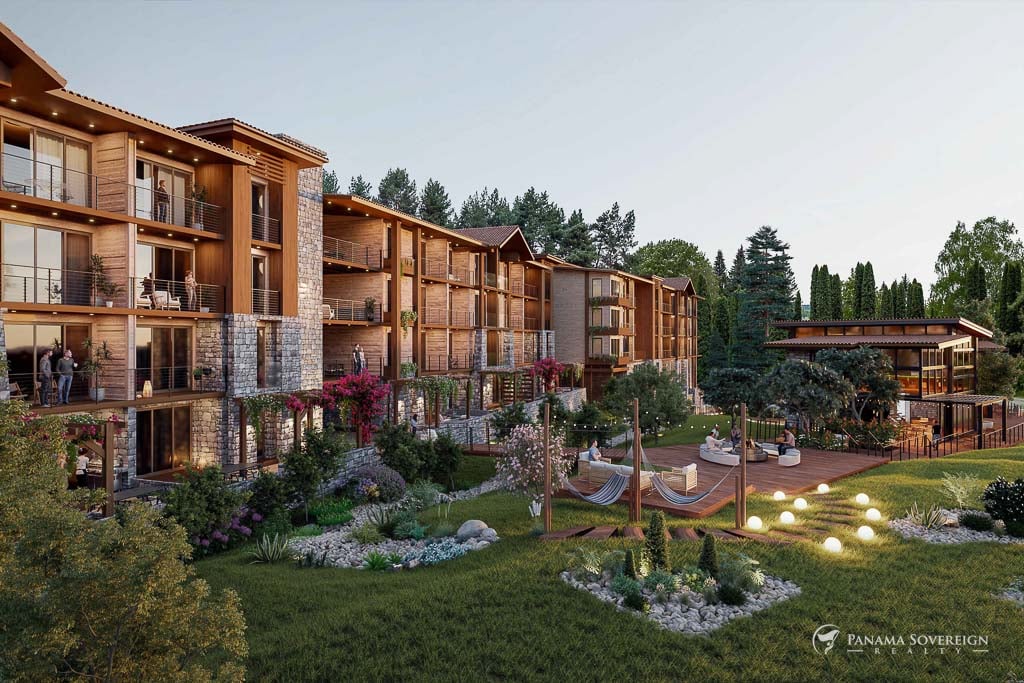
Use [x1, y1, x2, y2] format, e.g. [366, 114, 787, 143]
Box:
[239, 525, 252, 536]
[200, 538, 211, 547]
[251, 512, 263, 523]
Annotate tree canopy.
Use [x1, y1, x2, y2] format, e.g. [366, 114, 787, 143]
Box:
[931, 217, 1023, 316]
[512, 187, 565, 255]
[376, 168, 419, 214]
[602, 363, 691, 436]
[732, 226, 796, 371]
[590, 202, 637, 270]
[701, 367, 762, 419]
[815, 347, 901, 421]
[419, 178, 453, 227]
[625, 239, 715, 294]
[457, 187, 514, 228]
[760, 359, 854, 432]
[322, 169, 341, 194]
[348, 174, 374, 199]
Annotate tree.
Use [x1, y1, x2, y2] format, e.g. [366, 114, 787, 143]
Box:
[830, 273, 843, 319]
[931, 217, 1024, 316]
[376, 167, 418, 214]
[964, 260, 988, 301]
[713, 250, 729, 291]
[701, 367, 761, 420]
[322, 169, 341, 194]
[809, 265, 821, 320]
[793, 289, 803, 320]
[908, 278, 926, 317]
[860, 262, 876, 318]
[0, 400, 246, 681]
[732, 226, 796, 371]
[728, 246, 746, 294]
[626, 239, 714, 290]
[893, 276, 908, 318]
[698, 533, 719, 578]
[512, 187, 565, 254]
[495, 423, 570, 505]
[590, 202, 637, 270]
[852, 262, 865, 318]
[695, 272, 713, 383]
[759, 359, 854, 433]
[998, 263, 1022, 332]
[601, 363, 691, 436]
[842, 267, 858, 318]
[815, 347, 901, 422]
[560, 209, 597, 266]
[878, 283, 894, 319]
[348, 174, 374, 199]
[419, 178, 453, 227]
[977, 351, 1023, 398]
[457, 187, 513, 228]
[645, 511, 670, 570]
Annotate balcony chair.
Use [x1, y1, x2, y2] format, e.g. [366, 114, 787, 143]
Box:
[322, 304, 335, 319]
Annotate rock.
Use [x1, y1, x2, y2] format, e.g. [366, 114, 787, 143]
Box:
[456, 520, 489, 541]
[480, 528, 499, 542]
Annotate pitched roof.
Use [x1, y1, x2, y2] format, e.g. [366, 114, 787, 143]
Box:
[765, 334, 971, 349]
[455, 226, 521, 246]
[773, 317, 993, 339]
[662, 277, 692, 290]
[178, 118, 328, 164]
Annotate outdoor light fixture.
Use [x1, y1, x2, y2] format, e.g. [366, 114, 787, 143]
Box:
[746, 516, 763, 530]
[817, 483, 830, 494]
[794, 497, 808, 510]
[865, 508, 882, 522]
[780, 511, 795, 524]
[857, 525, 875, 541]
[773, 490, 786, 501]
[823, 537, 842, 553]
[855, 493, 870, 505]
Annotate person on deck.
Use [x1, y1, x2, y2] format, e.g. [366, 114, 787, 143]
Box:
[38, 349, 53, 407]
[56, 350, 75, 405]
[705, 431, 729, 451]
[587, 439, 603, 462]
[778, 427, 796, 455]
[730, 424, 742, 447]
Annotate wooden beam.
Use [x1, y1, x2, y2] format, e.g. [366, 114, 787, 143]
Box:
[103, 421, 115, 518]
[389, 220, 403, 380]
[239, 400, 248, 465]
[280, 159, 299, 317]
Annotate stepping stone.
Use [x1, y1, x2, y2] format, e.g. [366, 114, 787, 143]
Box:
[620, 526, 645, 540]
[582, 525, 617, 540]
[539, 526, 593, 541]
[722, 528, 793, 545]
[672, 527, 700, 541]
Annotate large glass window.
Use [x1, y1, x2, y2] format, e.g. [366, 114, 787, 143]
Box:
[135, 326, 192, 393]
[1, 121, 90, 206]
[136, 406, 190, 475]
[135, 160, 192, 226]
[2, 322, 88, 402]
[2, 223, 91, 305]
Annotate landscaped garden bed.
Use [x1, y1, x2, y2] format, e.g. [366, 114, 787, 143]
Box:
[888, 509, 1024, 545]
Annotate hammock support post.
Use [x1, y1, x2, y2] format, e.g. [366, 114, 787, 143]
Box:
[739, 402, 748, 526]
[543, 402, 552, 534]
[630, 398, 642, 524]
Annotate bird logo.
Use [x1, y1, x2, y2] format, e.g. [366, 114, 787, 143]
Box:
[813, 624, 841, 655]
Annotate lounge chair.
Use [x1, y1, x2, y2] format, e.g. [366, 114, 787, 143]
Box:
[578, 455, 653, 491]
[322, 304, 335, 319]
[759, 443, 801, 466]
[698, 444, 740, 466]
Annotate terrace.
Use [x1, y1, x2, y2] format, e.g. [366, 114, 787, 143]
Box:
[322, 235, 383, 271]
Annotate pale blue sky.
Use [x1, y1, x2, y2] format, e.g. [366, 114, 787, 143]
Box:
[7, 1, 1024, 297]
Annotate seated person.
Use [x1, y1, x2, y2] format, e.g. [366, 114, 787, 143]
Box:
[586, 439, 603, 462]
[704, 431, 729, 451]
[777, 427, 796, 455]
[730, 425, 742, 447]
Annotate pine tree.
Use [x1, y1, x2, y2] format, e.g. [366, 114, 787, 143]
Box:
[322, 170, 341, 194]
[728, 247, 746, 293]
[714, 250, 729, 291]
[830, 273, 843, 319]
[908, 279, 926, 318]
[376, 168, 418, 214]
[560, 209, 597, 266]
[793, 289, 803, 320]
[512, 187, 566, 254]
[645, 511, 670, 571]
[713, 296, 732, 350]
[457, 187, 513, 228]
[696, 272, 712, 383]
[590, 202, 637, 270]
[860, 262, 876, 318]
[809, 265, 820, 320]
[348, 174, 374, 199]
[878, 283, 894, 318]
[698, 533, 718, 578]
[418, 178, 453, 227]
[733, 226, 796, 370]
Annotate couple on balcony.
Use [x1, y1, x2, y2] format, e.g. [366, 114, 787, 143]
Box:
[39, 349, 76, 406]
[351, 344, 366, 374]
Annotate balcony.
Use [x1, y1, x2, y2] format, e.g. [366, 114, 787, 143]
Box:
[485, 311, 502, 328]
[421, 257, 476, 285]
[323, 236, 383, 270]
[131, 277, 224, 313]
[421, 353, 475, 373]
[590, 292, 635, 308]
[525, 316, 539, 330]
[420, 307, 448, 326]
[252, 288, 281, 316]
[251, 214, 281, 244]
[588, 353, 630, 367]
[322, 297, 384, 323]
[509, 313, 524, 329]
[524, 283, 539, 298]
[509, 280, 524, 295]
[324, 356, 386, 379]
[589, 323, 634, 336]
[450, 310, 476, 327]
[483, 272, 506, 289]
[661, 300, 675, 314]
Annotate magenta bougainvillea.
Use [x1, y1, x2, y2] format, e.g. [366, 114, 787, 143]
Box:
[322, 373, 391, 444]
[529, 357, 565, 393]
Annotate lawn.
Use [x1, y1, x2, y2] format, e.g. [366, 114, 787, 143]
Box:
[197, 448, 1024, 682]
[642, 413, 783, 447]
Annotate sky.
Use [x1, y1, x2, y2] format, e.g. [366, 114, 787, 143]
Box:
[7, 1, 1024, 298]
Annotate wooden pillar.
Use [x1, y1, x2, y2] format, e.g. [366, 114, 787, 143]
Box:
[1002, 399, 1008, 443]
[238, 400, 248, 465]
[389, 220, 403, 380]
[412, 224, 422, 370]
[103, 421, 115, 518]
[976, 404, 983, 449]
[629, 398, 642, 525]
[543, 402, 552, 533]
[739, 403, 748, 525]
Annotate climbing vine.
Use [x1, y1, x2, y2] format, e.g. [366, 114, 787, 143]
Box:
[241, 394, 286, 443]
[400, 310, 418, 337]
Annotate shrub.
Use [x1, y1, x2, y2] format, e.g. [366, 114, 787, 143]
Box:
[247, 471, 290, 518]
[291, 524, 323, 538]
[906, 502, 947, 530]
[363, 551, 393, 571]
[407, 479, 444, 511]
[308, 498, 354, 526]
[623, 590, 650, 613]
[941, 471, 981, 510]
[495, 423, 571, 501]
[375, 422, 423, 482]
[490, 401, 532, 440]
[304, 427, 351, 479]
[611, 573, 641, 596]
[349, 522, 384, 544]
[429, 433, 463, 488]
[161, 466, 246, 556]
[701, 576, 720, 604]
[600, 550, 627, 576]
[982, 477, 1024, 530]
[624, 548, 641, 579]
[383, 508, 420, 539]
[281, 444, 322, 523]
[418, 537, 468, 565]
[431, 521, 456, 538]
[351, 465, 406, 503]
[571, 402, 618, 448]
[645, 511, 670, 571]
[959, 510, 995, 532]
[296, 550, 330, 568]
[717, 553, 765, 594]
[676, 566, 709, 592]
[249, 533, 292, 564]
[393, 518, 428, 540]
[567, 546, 604, 580]
[717, 583, 747, 606]
[698, 533, 719, 578]
[258, 508, 293, 539]
[643, 569, 678, 594]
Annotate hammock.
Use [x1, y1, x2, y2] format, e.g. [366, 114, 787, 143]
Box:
[628, 430, 738, 507]
[561, 472, 631, 506]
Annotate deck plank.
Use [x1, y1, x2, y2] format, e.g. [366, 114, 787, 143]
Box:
[620, 526, 645, 540]
[672, 527, 701, 541]
[539, 526, 593, 541]
[723, 528, 793, 545]
[582, 525, 617, 540]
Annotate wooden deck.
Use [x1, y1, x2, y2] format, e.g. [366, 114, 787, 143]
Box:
[562, 444, 887, 519]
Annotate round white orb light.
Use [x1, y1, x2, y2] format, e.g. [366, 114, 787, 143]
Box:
[773, 490, 786, 501]
[817, 483, 830, 494]
[855, 493, 870, 506]
[823, 537, 843, 553]
[865, 507, 882, 522]
[794, 497, 809, 510]
[746, 516, 763, 530]
[779, 511, 795, 524]
[857, 525, 875, 541]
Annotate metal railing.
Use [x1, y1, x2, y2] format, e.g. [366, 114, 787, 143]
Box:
[420, 257, 476, 285]
[7, 364, 225, 407]
[323, 235, 383, 269]
[510, 280, 524, 295]
[485, 312, 502, 327]
[450, 310, 476, 327]
[251, 214, 281, 244]
[252, 288, 281, 316]
[661, 301, 675, 314]
[322, 297, 383, 322]
[133, 184, 224, 234]
[421, 353, 475, 372]
[509, 313, 524, 329]
[2, 264, 102, 306]
[324, 356, 386, 379]
[421, 307, 448, 326]
[524, 283, 539, 297]
[130, 277, 223, 313]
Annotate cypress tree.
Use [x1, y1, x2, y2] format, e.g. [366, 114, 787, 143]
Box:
[1003, 263, 1023, 335]
[908, 279, 926, 318]
[860, 262, 876, 318]
[809, 265, 820, 320]
[696, 272, 712, 383]
[878, 283, 894, 319]
[625, 548, 641, 579]
[830, 273, 843, 319]
[852, 262, 865, 318]
[793, 289, 803, 320]
[893, 276, 909, 318]
[645, 511, 670, 571]
[698, 533, 719, 578]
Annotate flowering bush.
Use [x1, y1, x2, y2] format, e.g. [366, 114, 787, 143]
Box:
[349, 464, 406, 503]
[355, 478, 380, 502]
[496, 423, 571, 499]
[530, 357, 565, 393]
[321, 374, 391, 445]
[160, 466, 247, 557]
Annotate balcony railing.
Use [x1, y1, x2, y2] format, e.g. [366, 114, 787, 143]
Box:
[484, 272, 506, 289]
[324, 356, 387, 379]
[661, 301, 675, 314]
[421, 353, 475, 373]
[251, 214, 281, 244]
[421, 307, 448, 326]
[8, 364, 224, 408]
[509, 313, 524, 329]
[524, 283, 539, 298]
[421, 257, 476, 285]
[2, 264, 101, 306]
[253, 288, 281, 316]
[323, 236, 383, 269]
[450, 310, 476, 327]
[509, 281, 523, 295]
[322, 297, 383, 322]
[133, 185, 224, 234]
[485, 312, 502, 327]
[131, 277, 224, 313]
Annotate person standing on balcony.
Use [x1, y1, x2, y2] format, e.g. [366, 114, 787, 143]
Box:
[351, 344, 362, 374]
[185, 270, 197, 311]
[56, 350, 75, 404]
[38, 349, 53, 407]
[155, 179, 170, 222]
[358, 345, 366, 374]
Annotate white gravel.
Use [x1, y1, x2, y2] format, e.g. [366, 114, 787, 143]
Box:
[888, 509, 1024, 545]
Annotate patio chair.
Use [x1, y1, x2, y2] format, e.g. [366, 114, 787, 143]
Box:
[165, 294, 182, 311]
[322, 304, 335, 319]
[136, 292, 153, 309]
[8, 382, 24, 400]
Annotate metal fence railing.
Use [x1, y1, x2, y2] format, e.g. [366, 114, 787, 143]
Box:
[252, 288, 281, 316]
[322, 297, 384, 322]
[323, 235, 383, 269]
[251, 214, 281, 243]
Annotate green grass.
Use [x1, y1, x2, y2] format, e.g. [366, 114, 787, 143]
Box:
[197, 448, 1024, 682]
[450, 455, 497, 490]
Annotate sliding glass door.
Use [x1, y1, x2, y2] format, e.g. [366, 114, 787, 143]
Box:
[135, 326, 192, 392]
[135, 160, 191, 227]
[1, 222, 90, 305]
[136, 406, 191, 475]
[0, 121, 90, 206]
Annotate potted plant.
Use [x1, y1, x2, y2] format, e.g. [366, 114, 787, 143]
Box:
[88, 254, 107, 306]
[100, 278, 124, 308]
[400, 310, 417, 337]
[81, 337, 113, 401]
[193, 366, 204, 390]
[364, 297, 377, 322]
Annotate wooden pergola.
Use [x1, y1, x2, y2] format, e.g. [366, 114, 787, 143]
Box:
[912, 394, 1009, 448]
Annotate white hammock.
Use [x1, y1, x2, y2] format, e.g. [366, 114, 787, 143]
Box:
[561, 472, 631, 506]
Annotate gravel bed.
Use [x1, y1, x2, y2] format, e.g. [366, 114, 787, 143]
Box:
[888, 509, 1024, 545]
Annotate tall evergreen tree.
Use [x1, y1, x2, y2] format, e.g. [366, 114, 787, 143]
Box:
[375, 168, 418, 214]
[695, 272, 712, 383]
[728, 247, 746, 293]
[878, 283, 894, 318]
[512, 188, 565, 254]
[908, 279, 926, 317]
[852, 262, 865, 318]
[713, 296, 732, 352]
[860, 262, 877, 318]
[457, 187, 514, 228]
[997, 263, 1018, 330]
[830, 273, 843, 319]
[348, 174, 374, 199]
[893, 276, 909, 318]
[809, 265, 820, 320]
[418, 178, 453, 227]
[590, 202, 637, 270]
[733, 226, 796, 371]
[560, 209, 597, 266]
[793, 289, 803, 320]
[322, 170, 341, 194]
[713, 250, 729, 291]
[964, 260, 988, 301]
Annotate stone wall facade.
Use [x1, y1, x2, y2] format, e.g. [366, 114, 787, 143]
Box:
[0, 308, 8, 399]
[298, 167, 325, 394]
[435, 388, 587, 445]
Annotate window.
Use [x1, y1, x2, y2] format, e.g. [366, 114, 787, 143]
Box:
[136, 326, 191, 393]
[135, 159, 191, 226]
[1, 121, 90, 206]
[591, 307, 602, 326]
[591, 337, 603, 356]
[896, 349, 920, 368]
[591, 278, 603, 297]
[611, 338, 620, 357]
[2, 322, 89, 402]
[2, 222, 91, 305]
[135, 243, 193, 306]
[136, 407, 190, 475]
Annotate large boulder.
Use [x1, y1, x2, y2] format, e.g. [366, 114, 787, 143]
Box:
[456, 519, 488, 541]
[479, 528, 498, 542]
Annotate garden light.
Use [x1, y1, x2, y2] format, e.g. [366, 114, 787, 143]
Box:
[779, 511, 795, 524]
[817, 483, 830, 494]
[855, 493, 870, 505]
[857, 525, 875, 541]
[794, 497, 808, 510]
[746, 516, 763, 530]
[773, 490, 786, 501]
[865, 508, 882, 522]
[823, 537, 843, 553]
